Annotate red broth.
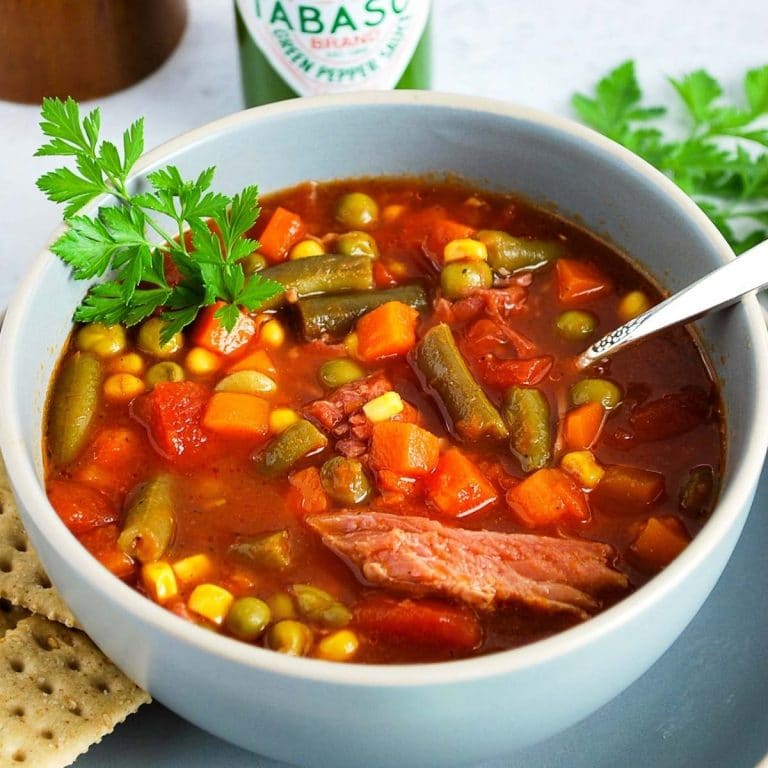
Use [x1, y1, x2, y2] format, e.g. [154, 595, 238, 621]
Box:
[44, 178, 723, 664]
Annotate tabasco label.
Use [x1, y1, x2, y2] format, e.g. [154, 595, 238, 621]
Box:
[235, 0, 431, 95]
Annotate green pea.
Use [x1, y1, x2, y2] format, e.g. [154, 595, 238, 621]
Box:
[291, 584, 352, 628]
[137, 317, 184, 359]
[226, 597, 271, 641]
[266, 620, 313, 656]
[335, 192, 379, 229]
[476, 230, 562, 274]
[320, 457, 372, 505]
[336, 231, 379, 259]
[242, 252, 267, 274]
[318, 358, 365, 389]
[266, 591, 296, 621]
[570, 378, 623, 410]
[440, 260, 493, 300]
[146, 361, 185, 387]
[556, 310, 598, 341]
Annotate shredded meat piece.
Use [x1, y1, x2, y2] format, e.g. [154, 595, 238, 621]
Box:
[304, 372, 392, 432]
[432, 284, 528, 326]
[307, 512, 629, 619]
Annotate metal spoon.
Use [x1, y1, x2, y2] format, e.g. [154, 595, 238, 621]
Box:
[576, 239, 768, 370]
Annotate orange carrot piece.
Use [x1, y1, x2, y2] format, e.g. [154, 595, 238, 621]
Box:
[426, 449, 497, 517]
[226, 348, 277, 375]
[288, 466, 328, 516]
[426, 218, 476, 256]
[630, 516, 690, 570]
[563, 402, 605, 450]
[505, 467, 589, 527]
[370, 421, 440, 477]
[593, 465, 665, 508]
[258, 206, 305, 263]
[202, 392, 270, 440]
[556, 258, 612, 304]
[192, 301, 257, 356]
[356, 301, 419, 361]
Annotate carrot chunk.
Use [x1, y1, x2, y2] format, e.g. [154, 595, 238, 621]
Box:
[426, 218, 476, 256]
[556, 258, 612, 304]
[630, 516, 690, 570]
[592, 465, 665, 509]
[356, 301, 419, 361]
[192, 301, 257, 356]
[563, 402, 605, 450]
[226, 348, 277, 375]
[288, 466, 328, 516]
[258, 206, 305, 263]
[202, 392, 271, 440]
[370, 421, 440, 477]
[426, 449, 497, 517]
[505, 467, 589, 527]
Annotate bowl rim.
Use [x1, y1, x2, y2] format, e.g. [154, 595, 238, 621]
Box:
[2, 89, 767, 688]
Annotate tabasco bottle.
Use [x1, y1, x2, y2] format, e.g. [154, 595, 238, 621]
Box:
[234, 1, 432, 106]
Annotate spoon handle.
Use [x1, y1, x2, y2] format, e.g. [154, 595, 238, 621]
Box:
[576, 239, 768, 370]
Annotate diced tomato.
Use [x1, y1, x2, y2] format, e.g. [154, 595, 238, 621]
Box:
[354, 596, 482, 652]
[73, 426, 145, 495]
[192, 301, 257, 356]
[464, 318, 538, 358]
[78, 524, 136, 580]
[47, 479, 119, 534]
[475, 354, 553, 388]
[288, 466, 328, 515]
[556, 258, 612, 304]
[425, 449, 497, 517]
[131, 381, 209, 459]
[258, 206, 305, 263]
[372, 260, 399, 288]
[505, 468, 589, 527]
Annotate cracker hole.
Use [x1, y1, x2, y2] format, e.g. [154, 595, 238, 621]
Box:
[12, 750, 26, 762]
[32, 632, 54, 652]
[9, 658, 24, 673]
[92, 678, 111, 694]
[12, 538, 27, 553]
[37, 573, 52, 589]
[66, 657, 81, 672]
[37, 680, 53, 695]
[67, 702, 82, 717]
[0, 558, 12, 573]
[40, 730, 54, 741]
[10, 706, 24, 717]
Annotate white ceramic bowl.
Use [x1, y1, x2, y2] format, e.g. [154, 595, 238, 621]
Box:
[1, 92, 767, 768]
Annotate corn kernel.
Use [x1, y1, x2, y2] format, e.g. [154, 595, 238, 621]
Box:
[443, 238, 487, 264]
[289, 238, 325, 259]
[270, 407, 300, 434]
[381, 204, 406, 223]
[561, 450, 605, 489]
[260, 319, 285, 348]
[617, 290, 651, 322]
[172, 554, 214, 586]
[109, 352, 145, 375]
[388, 260, 409, 277]
[188, 583, 235, 625]
[141, 562, 178, 604]
[76, 323, 127, 358]
[363, 391, 404, 422]
[344, 332, 359, 359]
[185, 346, 221, 376]
[315, 629, 359, 662]
[103, 373, 145, 402]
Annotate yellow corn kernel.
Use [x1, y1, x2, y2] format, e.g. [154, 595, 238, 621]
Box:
[315, 629, 359, 662]
[172, 554, 214, 586]
[289, 238, 325, 260]
[185, 346, 221, 376]
[188, 583, 235, 625]
[270, 407, 300, 434]
[344, 332, 359, 359]
[617, 290, 651, 322]
[443, 238, 487, 264]
[260, 319, 285, 348]
[76, 323, 127, 358]
[561, 450, 605, 489]
[388, 260, 409, 277]
[141, 562, 178, 604]
[109, 352, 145, 375]
[103, 373, 145, 402]
[381, 204, 406, 223]
[362, 391, 404, 422]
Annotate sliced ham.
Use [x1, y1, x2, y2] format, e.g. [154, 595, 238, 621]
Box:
[307, 512, 628, 619]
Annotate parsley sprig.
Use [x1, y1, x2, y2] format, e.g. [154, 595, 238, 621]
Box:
[36, 97, 282, 339]
[573, 61, 768, 253]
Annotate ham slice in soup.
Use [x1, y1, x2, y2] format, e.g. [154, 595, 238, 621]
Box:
[307, 512, 629, 619]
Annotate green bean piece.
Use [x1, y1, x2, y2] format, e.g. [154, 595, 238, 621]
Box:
[297, 284, 428, 340]
[335, 192, 379, 228]
[226, 597, 271, 641]
[440, 260, 493, 300]
[242, 252, 267, 275]
[229, 530, 292, 570]
[291, 585, 352, 628]
[320, 457, 372, 505]
[678, 466, 715, 516]
[415, 323, 508, 442]
[254, 419, 328, 476]
[137, 317, 184, 358]
[266, 620, 313, 656]
[556, 310, 598, 341]
[48, 352, 101, 466]
[318, 358, 365, 389]
[502, 386, 552, 472]
[146, 361, 185, 387]
[336, 230, 380, 259]
[476, 230, 562, 274]
[118, 474, 175, 563]
[570, 378, 623, 410]
[260, 253, 374, 310]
